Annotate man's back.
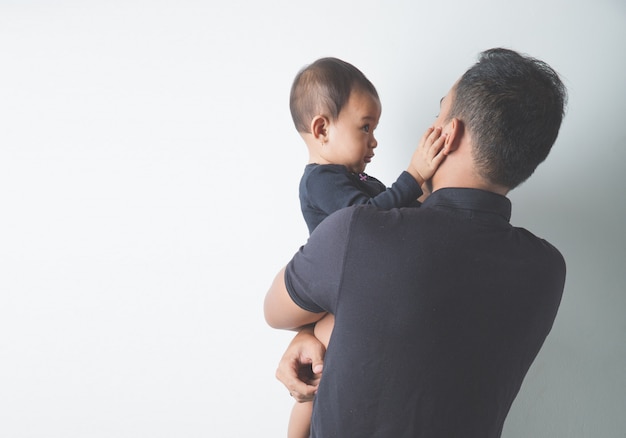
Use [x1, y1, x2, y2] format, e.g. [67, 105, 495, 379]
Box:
[287, 188, 565, 437]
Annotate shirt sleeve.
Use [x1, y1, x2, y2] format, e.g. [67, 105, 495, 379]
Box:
[306, 166, 422, 217]
[284, 206, 355, 314]
[379, 171, 423, 209]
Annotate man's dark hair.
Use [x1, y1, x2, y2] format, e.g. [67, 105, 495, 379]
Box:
[449, 48, 568, 188]
[289, 57, 379, 133]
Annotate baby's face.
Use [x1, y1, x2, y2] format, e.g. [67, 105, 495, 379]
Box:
[322, 89, 381, 174]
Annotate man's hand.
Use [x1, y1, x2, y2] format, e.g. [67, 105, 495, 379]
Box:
[276, 326, 326, 403]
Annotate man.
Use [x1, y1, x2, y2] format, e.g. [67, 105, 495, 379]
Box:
[264, 48, 567, 437]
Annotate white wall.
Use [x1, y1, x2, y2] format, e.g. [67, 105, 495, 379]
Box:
[1, 1, 624, 437]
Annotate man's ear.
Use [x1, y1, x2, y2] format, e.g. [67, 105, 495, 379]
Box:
[442, 118, 463, 155]
[311, 115, 329, 144]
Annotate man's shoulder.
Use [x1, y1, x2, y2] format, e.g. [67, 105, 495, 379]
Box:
[310, 204, 375, 239]
[324, 204, 416, 233]
[515, 226, 566, 266]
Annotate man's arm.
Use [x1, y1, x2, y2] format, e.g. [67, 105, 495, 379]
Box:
[264, 266, 327, 330]
[265, 267, 328, 402]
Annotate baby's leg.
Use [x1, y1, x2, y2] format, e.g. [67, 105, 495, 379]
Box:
[287, 313, 335, 438]
[288, 401, 313, 438]
[313, 313, 334, 346]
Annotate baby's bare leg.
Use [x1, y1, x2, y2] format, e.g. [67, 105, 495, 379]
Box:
[313, 313, 334, 346]
[288, 400, 313, 438]
[287, 313, 335, 438]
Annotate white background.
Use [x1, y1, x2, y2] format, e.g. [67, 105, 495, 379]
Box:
[1, 1, 625, 437]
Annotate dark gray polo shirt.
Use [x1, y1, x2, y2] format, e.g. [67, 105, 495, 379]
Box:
[285, 188, 565, 438]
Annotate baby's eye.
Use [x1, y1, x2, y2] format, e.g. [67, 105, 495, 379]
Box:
[362, 124, 370, 133]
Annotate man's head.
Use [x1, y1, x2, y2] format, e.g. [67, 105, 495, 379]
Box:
[289, 57, 379, 134]
[440, 48, 567, 190]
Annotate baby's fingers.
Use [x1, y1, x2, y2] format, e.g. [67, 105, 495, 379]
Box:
[425, 126, 444, 149]
[418, 126, 436, 149]
[429, 130, 446, 157]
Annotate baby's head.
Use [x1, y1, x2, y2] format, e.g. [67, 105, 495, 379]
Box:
[289, 57, 379, 134]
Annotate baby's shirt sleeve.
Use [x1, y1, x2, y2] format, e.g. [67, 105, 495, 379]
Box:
[306, 166, 422, 217]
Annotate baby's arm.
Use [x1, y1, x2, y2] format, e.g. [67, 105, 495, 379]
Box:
[406, 126, 446, 188]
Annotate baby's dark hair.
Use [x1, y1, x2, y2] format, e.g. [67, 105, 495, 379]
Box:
[289, 57, 379, 133]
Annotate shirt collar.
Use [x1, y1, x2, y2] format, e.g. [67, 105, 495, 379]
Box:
[422, 188, 512, 222]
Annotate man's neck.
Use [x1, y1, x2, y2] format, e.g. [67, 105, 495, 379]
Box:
[431, 155, 509, 196]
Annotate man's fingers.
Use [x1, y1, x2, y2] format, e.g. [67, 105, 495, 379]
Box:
[276, 359, 318, 399]
[312, 362, 323, 374]
[288, 387, 317, 403]
[280, 372, 318, 402]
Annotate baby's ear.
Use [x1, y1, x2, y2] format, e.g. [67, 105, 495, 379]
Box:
[311, 115, 329, 144]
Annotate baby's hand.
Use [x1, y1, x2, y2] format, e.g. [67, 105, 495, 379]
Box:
[407, 126, 446, 186]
